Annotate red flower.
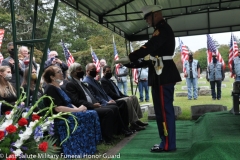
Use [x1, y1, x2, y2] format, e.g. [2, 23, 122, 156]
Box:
[6, 153, 16, 160]
[18, 118, 28, 126]
[39, 141, 48, 152]
[5, 111, 11, 115]
[0, 130, 4, 140]
[6, 125, 17, 134]
[32, 114, 40, 121]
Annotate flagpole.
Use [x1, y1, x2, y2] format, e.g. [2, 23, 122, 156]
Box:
[61, 39, 68, 64]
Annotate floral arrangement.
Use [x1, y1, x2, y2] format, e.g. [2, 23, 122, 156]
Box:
[0, 90, 78, 160]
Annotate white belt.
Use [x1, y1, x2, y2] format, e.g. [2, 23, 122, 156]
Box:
[149, 55, 173, 61]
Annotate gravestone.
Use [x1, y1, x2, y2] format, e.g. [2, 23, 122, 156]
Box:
[191, 104, 227, 120]
[140, 103, 151, 114]
[176, 82, 182, 85]
[175, 92, 188, 97]
[199, 86, 210, 89]
[198, 89, 211, 96]
[181, 86, 188, 90]
[223, 78, 230, 82]
[148, 105, 182, 120]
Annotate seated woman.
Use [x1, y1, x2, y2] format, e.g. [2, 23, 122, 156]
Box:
[42, 66, 101, 156]
[0, 66, 17, 114]
[21, 68, 43, 107]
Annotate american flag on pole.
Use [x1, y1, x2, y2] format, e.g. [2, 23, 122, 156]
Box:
[179, 38, 189, 73]
[0, 29, 4, 49]
[207, 34, 225, 69]
[113, 36, 120, 74]
[91, 47, 100, 72]
[229, 33, 239, 77]
[130, 42, 138, 84]
[61, 40, 75, 67]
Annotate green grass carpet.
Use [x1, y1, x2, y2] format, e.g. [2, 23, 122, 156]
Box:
[115, 111, 240, 160]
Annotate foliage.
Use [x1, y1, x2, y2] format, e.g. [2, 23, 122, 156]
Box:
[0, 89, 78, 159]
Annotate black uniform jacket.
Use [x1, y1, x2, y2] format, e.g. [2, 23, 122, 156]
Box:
[126, 19, 181, 86]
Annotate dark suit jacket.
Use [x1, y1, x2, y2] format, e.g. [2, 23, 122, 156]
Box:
[100, 76, 128, 100]
[83, 75, 112, 106]
[60, 79, 94, 110]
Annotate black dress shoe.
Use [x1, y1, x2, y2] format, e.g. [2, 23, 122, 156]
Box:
[150, 146, 164, 152]
[122, 130, 133, 137]
[126, 127, 136, 133]
[136, 120, 148, 126]
[130, 123, 145, 131]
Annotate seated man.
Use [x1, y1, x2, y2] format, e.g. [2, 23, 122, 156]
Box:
[101, 66, 148, 131]
[83, 63, 133, 133]
[60, 63, 128, 143]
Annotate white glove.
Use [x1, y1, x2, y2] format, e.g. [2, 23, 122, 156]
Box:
[114, 56, 130, 64]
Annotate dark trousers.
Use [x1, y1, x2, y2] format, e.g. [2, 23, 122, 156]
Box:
[210, 80, 222, 99]
[115, 100, 130, 129]
[94, 108, 114, 141]
[152, 83, 176, 151]
[104, 104, 128, 134]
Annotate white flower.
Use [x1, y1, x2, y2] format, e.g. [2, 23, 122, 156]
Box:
[34, 137, 41, 142]
[42, 126, 47, 131]
[24, 127, 33, 135]
[22, 112, 28, 118]
[41, 119, 54, 131]
[14, 139, 23, 148]
[29, 120, 38, 128]
[0, 119, 13, 130]
[13, 148, 22, 156]
[19, 131, 31, 141]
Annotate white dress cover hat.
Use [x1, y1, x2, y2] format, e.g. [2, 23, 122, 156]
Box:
[141, 5, 163, 19]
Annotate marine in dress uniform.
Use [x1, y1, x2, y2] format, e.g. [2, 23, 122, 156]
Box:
[116, 5, 181, 152]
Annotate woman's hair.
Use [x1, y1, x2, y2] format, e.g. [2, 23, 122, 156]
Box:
[21, 68, 38, 87]
[21, 68, 29, 87]
[0, 66, 16, 97]
[43, 66, 57, 83]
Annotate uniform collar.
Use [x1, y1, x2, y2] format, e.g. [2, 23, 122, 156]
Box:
[155, 19, 166, 28]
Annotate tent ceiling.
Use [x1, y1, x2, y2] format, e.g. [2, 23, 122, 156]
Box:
[60, 0, 240, 41]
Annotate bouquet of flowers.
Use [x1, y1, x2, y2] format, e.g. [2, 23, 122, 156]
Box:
[0, 90, 78, 160]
